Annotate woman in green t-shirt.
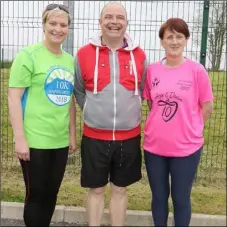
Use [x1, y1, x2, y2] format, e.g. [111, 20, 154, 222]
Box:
[8, 4, 76, 226]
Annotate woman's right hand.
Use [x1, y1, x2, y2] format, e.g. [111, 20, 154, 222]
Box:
[15, 138, 30, 161]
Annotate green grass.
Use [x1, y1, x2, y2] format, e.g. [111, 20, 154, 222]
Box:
[1, 69, 226, 214]
[1, 165, 226, 215]
[0, 60, 13, 69]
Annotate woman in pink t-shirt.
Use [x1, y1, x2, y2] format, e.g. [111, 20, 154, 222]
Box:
[142, 18, 214, 226]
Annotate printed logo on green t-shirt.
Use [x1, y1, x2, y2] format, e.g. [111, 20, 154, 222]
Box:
[44, 66, 74, 106]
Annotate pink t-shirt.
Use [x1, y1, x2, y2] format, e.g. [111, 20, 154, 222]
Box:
[142, 58, 214, 157]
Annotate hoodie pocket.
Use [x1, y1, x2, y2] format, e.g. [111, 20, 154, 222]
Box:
[119, 60, 135, 90]
[119, 60, 142, 91]
[98, 59, 111, 91]
[115, 93, 142, 130]
[85, 58, 111, 92]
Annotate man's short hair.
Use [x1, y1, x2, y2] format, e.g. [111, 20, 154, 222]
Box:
[100, 2, 127, 19]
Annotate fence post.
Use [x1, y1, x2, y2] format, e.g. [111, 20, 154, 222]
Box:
[200, 0, 210, 67]
[1, 48, 3, 68]
[62, 1, 74, 56]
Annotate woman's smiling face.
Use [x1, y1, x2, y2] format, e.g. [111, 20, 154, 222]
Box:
[161, 29, 188, 59]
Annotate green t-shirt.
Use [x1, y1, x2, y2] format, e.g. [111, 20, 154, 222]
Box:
[9, 42, 75, 149]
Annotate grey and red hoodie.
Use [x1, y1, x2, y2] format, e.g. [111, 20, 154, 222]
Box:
[74, 31, 147, 141]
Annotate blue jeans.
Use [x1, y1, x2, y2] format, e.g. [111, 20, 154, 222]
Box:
[144, 147, 202, 227]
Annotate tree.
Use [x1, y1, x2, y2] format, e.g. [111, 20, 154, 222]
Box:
[193, 1, 226, 71]
[207, 1, 226, 71]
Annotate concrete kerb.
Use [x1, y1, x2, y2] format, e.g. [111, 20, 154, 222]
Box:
[1, 202, 226, 226]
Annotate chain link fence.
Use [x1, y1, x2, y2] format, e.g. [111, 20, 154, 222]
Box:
[1, 0, 226, 184]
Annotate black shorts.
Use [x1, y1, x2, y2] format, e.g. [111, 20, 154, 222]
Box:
[80, 135, 142, 188]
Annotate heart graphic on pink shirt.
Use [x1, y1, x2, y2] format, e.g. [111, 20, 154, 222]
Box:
[158, 100, 178, 122]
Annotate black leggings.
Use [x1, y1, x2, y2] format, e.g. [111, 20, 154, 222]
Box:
[20, 147, 69, 227]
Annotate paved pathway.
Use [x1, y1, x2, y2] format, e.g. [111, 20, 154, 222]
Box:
[1, 219, 85, 226]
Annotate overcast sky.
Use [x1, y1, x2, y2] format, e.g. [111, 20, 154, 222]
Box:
[1, 1, 226, 69]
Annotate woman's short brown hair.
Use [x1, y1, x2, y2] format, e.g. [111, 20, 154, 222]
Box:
[159, 18, 190, 40]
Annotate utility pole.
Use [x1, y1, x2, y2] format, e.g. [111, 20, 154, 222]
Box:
[63, 1, 74, 56]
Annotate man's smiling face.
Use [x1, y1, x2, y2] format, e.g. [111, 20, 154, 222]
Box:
[99, 3, 128, 40]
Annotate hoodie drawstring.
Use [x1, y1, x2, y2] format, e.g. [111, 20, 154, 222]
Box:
[130, 51, 139, 95]
[93, 47, 99, 94]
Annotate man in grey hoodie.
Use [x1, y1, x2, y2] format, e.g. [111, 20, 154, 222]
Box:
[74, 2, 147, 226]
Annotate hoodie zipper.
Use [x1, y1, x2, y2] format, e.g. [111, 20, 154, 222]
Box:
[112, 51, 116, 141]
